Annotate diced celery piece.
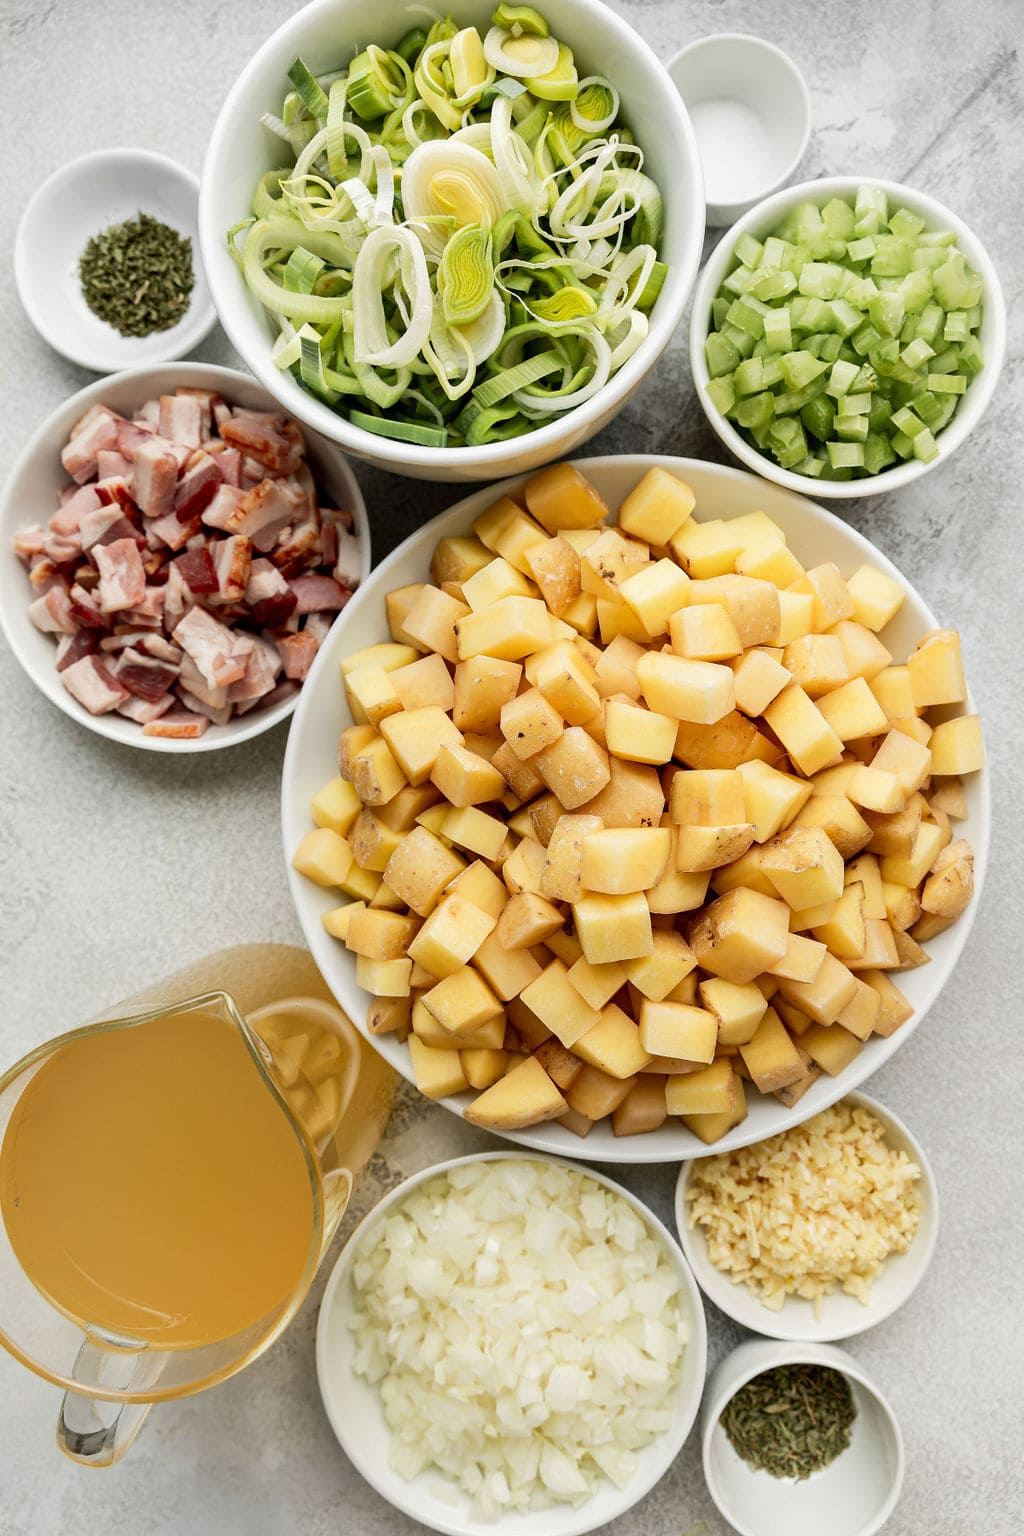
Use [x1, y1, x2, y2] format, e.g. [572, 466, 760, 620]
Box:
[899, 316, 918, 345]
[852, 322, 881, 357]
[891, 358, 925, 388]
[798, 262, 845, 299]
[868, 290, 905, 337]
[863, 433, 897, 474]
[706, 375, 737, 416]
[722, 323, 757, 359]
[851, 364, 878, 392]
[871, 236, 916, 277]
[856, 185, 888, 221]
[943, 310, 969, 343]
[926, 345, 960, 375]
[779, 351, 829, 390]
[927, 372, 966, 395]
[959, 334, 984, 372]
[836, 413, 868, 442]
[965, 304, 982, 329]
[901, 337, 935, 369]
[889, 207, 926, 239]
[763, 308, 793, 352]
[711, 296, 731, 329]
[749, 420, 772, 449]
[801, 394, 835, 442]
[867, 396, 893, 432]
[899, 269, 933, 314]
[822, 197, 856, 241]
[793, 454, 825, 478]
[910, 391, 942, 426]
[931, 395, 959, 431]
[767, 416, 808, 468]
[911, 247, 946, 271]
[733, 356, 765, 397]
[913, 304, 944, 344]
[751, 269, 798, 301]
[867, 338, 899, 375]
[837, 392, 872, 416]
[735, 232, 765, 269]
[826, 359, 860, 397]
[875, 276, 902, 292]
[726, 296, 769, 338]
[838, 341, 861, 363]
[799, 297, 831, 333]
[912, 427, 939, 462]
[890, 428, 915, 459]
[734, 392, 775, 430]
[760, 236, 790, 270]
[819, 334, 843, 362]
[828, 440, 866, 469]
[933, 252, 984, 309]
[892, 405, 926, 438]
[846, 235, 877, 264]
[829, 298, 863, 337]
[842, 274, 879, 308]
[761, 355, 785, 388]
[723, 265, 759, 296]
[803, 333, 827, 359]
[705, 332, 741, 378]
[917, 229, 958, 247]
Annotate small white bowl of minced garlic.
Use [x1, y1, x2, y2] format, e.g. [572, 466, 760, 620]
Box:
[675, 1090, 938, 1342]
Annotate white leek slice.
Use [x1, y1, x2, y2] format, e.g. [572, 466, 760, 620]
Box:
[490, 95, 538, 217]
[450, 122, 496, 159]
[483, 26, 559, 79]
[461, 289, 506, 365]
[402, 140, 508, 252]
[606, 309, 649, 369]
[369, 144, 395, 225]
[352, 225, 432, 367]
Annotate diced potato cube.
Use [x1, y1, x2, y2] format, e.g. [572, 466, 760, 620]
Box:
[524, 462, 610, 533]
[869, 666, 917, 722]
[929, 778, 968, 819]
[672, 712, 760, 770]
[762, 684, 844, 776]
[340, 642, 420, 679]
[871, 728, 932, 795]
[864, 795, 924, 859]
[669, 768, 745, 827]
[502, 837, 547, 897]
[534, 727, 611, 809]
[389, 653, 455, 715]
[718, 577, 781, 649]
[532, 1037, 583, 1091]
[455, 596, 553, 661]
[345, 906, 420, 961]
[385, 585, 428, 647]
[399, 587, 468, 664]
[463, 1055, 566, 1128]
[430, 743, 505, 810]
[612, 1078, 668, 1136]
[520, 958, 602, 1047]
[581, 827, 672, 894]
[776, 952, 858, 1025]
[321, 901, 361, 942]
[835, 979, 881, 1040]
[523, 536, 582, 617]
[800, 1023, 863, 1075]
[461, 555, 535, 612]
[621, 930, 697, 1001]
[496, 892, 565, 950]
[860, 969, 914, 1036]
[922, 716, 983, 784]
[292, 828, 354, 887]
[847, 765, 905, 814]
[452, 655, 522, 734]
[816, 677, 891, 741]
[376, 784, 442, 835]
[637, 651, 735, 724]
[736, 538, 805, 588]
[344, 665, 402, 729]
[738, 759, 813, 843]
[830, 620, 892, 683]
[468, 928, 541, 1001]
[920, 838, 974, 920]
[566, 1063, 636, 1120]
[879, 820, 945, 888]
[638, 1000, 717, 1062]
[597, 596, 650, 645]
[349, 735, 408, 806]
[540, 814, 604, 902]
[670, 603, 742, 661]
[739, 1007, 806, 1092]
[618, 467, 695, 544]
[381, 707, 463, 786]
[367, 995, 411, 1038]
[669, 518, 743, 579]
[619, 559, 692, 638]
[698, 977, 768, 1045]
[646, 844, 710, 914]
[768, 932, 828, 983]
[566, 955, 626, 1010]
[407, 894, 495, 978]
[384, 826, 465, 916]
[355, 955, 412, 997]
[761, 826, 846, 909]
[338, 864, 383, 903]
[603, 698, 677, 765]
[593, 634, 645, 699]
[772, 1048, 821, 1107]
[802, 562, 855, 629]
[574, 891, 653, 964]
[574, 1003, 652, 1078]
[674, 823, 755, 872]
[422, 967, 502, 1037]
[408, 1037, 470, 1098]
[732, 649, 791, 716]
[349, 808, 404, 873]
[533, 640, 601, 724]
[792, 794, 872, 860]
[459, 1048, 508, 1090]
[582, 757, 666, 830]
[688, 888, 790, 983]
[665, 1058, 742, 1116]
[311, 775, 362, 838]
[908, 628, 967, 708]
[847, 564, 906, 631]
[446, 859, 508, 919]
[581, 528, 649, 600]
[811, 881, 866, 960]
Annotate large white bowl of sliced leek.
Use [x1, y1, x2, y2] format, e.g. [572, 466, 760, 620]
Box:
[282, 455, 989, 1161]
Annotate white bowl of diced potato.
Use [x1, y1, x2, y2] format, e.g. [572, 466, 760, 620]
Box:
[282, 455, 989, 1161]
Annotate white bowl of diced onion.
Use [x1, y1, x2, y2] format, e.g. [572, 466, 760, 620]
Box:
[316, 1151, 707, 1535]
[282, 454, 990, 1161]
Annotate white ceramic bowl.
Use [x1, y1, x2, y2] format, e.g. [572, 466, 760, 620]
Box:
[689, 176, 1007, 498]
[281, 454, 989, 1159]
[316, 1150, 708, 1536]
[675, 1091, 939, 1342]
[0, 363, 370, 754]
[668, 35, 810, 226]
[199, 0, 704, 482]
[15, 149, 216, 373]
[701, 1338, 904, 1536]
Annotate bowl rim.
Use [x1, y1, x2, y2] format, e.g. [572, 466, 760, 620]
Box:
[14, 147, 217, 374]
[315, 1147, 709, 1536]
[700, 1337, 905, 1536]
[281, 451, 990, 1157]
[0, 360, 370, 754]
[198, 0, 705, 473]
[688, 173, 1008, 498]
[674, 1089, 940, 1343]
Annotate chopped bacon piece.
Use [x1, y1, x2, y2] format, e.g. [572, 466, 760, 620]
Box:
[172, 605, 239, 688]
[176, 547, 218, 594]
[149, 508, 202, 552]
[334, 525, 362, 589]
[278, 629, 320, 681]
[210, 446, 242, 487]
[52, 484, 102, 537]
[116, 419, 156, 459]
[174, 388, 219, 440]
[137, 634, 182, 665]
[220, 411, 304, 473]
[117, 692, 174, 725]
[133, 437, 179, 519]
[95, 538, 147, 613]
[303, 612, 333, 645]
[227, 635, 281, 704]
[96, 449, 131, 481]
[222, 478, 295, 551]
[27, 585, 76, 635]
[174, 453, 222, 521]
[94, 479, 139, 517]
[273, 517, 320, 576]
[123, 586, 166, 627]
[13, 526, 47, 560]
[29, 558, 63, 592]
[134, 399, 161, 429]
[180, 693, 233, 727]
[288, 574, 350, 614]
[210, 536, 252, 603]
[61, 654, 129, 714]
[158, 394, 202, 449]
[113, 645, 179, 701]
[80, 507, 128, 550]
[89, 515, 143, 552]
[69, 583, 109, 628]
[56, 629, 98, 672]
[319, 520, 338, 567]
[201, 484, 245, 531]
[143, 707, 210, 739]
[61, 408, 120, 484]
[235, 677, 299, 715]
[177, 652, 229, 709]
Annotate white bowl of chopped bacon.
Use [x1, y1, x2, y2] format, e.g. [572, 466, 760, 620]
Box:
[0, 363, 370, 751]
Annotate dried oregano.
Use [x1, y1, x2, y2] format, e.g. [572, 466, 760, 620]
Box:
[720, 1363, 856, 1479]
[79, 211, 194, 336]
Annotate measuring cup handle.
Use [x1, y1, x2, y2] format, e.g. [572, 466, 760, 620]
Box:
[54, 1340, 160, 1466]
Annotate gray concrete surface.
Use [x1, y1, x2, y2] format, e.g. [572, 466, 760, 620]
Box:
[0, 1, 1021, 1532]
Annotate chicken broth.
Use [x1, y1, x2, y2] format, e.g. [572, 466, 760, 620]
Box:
[0, 1006, 318, 1349]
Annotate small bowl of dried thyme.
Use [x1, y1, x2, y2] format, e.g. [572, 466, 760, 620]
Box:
[701, 1338, 904, 1536]
[15, 148, 216, 373]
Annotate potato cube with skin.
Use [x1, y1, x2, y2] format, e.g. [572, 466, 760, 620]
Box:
[430, 744, 506, 809]
[348, 809, 403, 873]
[604, 698, 678, 765]
[367, 995, 412, 1038]
[429, 534, 492, 592]
[461, 555, 535, 612]
[381, 707, 464, 786]
[721, 578, 782, 649]
[581, 528, 648, 600]
[847, 766, 905, 814]
[581, 826, 672, 894]
[321, 902, 361, 942]
[355, 955, 412, 997]
[929, 715, 984, 776]
[390, 653, 455, 715]
[612, 1078, 668, 1137]
[738, 759, 813, 843]
[847, 564, 906, 631]
[670, 602, 742, 661]
[865, 796, 925, 859]
[384, 826, 465, 916]
[763, 685, 845, 777]
[689, 888, 790, 983]
[344, 665, 402, 729]
[698, 978, 768, 1045]
[455, 596, 553, 662]
[638, 1000, 717, 1062]
[673, 712, 760, 771]
[464, 1055, 567, 1128]
[350, 736, 408, 806]
[761, 826, 846, 910]
[498, 690, 562, 763]
[669, 519, 744, 579]
[781, 634, 849, 700]
[496, 892, 565, 950]
[618, 467, 695, 544]
[593, 634, 645, 700]
[871, 728, 932, 794]
[533, 641, 601, 724]
[792, 794, 872, 860]
[637, 651, 735, 725]
[452, 655, 522, 733]
[860, 969, 914, 1036]
[523, 536, 582, 617]
[292, 828, 355, 888]
[880, 820, 945, 889]
[567, 955, 627, 1010]
[407, 894, 496, 979]
[800, 1023, 863, 1076]
[524, 462, 610, 533]
[621, 929, 697, 1001]
[921, 838, 974, 920]
[520, 958, 603, 1047]
[676, 823, 756, 872]
[802, 563, 855, 629]
[776, 951, 858, 1024]
[408, 1037, 470, 1098]
[574, 891, 653, 964]
[502, 837, 547, 897]
[665, 1058, 741, 1117]
[534, 728, 611, 810]
[540, 814, 604, 902]
[422, 968, 502, 1037]
[531, 1037, 583, 1092]
[527, 793, 563, 846]
[908, 629, 967, 708]
[574, 1003, 653, 1078]
[492, 741, 545, 804]
[582, 759, 664, 831]
[732, 649, 791, 717]
[816, 677, 891, 741]
[619, 560, 692, 638]
[739, 1007, 807, 1092]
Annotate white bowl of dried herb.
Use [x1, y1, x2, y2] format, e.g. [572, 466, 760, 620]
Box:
[701, 1339, 904, 1536]
[15, 148, 216, 373]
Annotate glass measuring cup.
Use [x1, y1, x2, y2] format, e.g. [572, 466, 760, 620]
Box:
[0, 945, 394, 1466]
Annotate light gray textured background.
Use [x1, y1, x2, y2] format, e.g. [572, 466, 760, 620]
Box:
[0, 1, 1021, 1532]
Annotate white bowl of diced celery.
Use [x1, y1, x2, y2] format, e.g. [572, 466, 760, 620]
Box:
[689, 177, 1006, 498]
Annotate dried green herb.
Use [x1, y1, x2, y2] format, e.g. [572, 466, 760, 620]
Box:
[720, 1364, 855, 1479]
[79, 211, 194, 336]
